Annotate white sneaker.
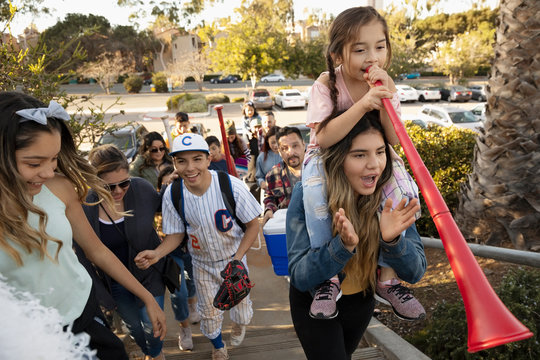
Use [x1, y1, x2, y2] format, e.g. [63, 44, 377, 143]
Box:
[212, 344, 229, 360]
[230, 322, 246, 346]
[188, 302, 202, 324]
[178, 326, 193, 351]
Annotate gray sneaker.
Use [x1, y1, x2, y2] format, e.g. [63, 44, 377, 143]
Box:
[178, 326, 193, 351]
[188, 302, 202, 324]
[309, 280, 342, 319]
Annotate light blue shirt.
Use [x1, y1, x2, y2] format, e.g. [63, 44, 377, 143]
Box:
[255, 150, 282, 186]
[0, 185, 92, 325]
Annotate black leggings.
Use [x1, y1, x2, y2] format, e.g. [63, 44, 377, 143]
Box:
[69, 286, 129, 360]
[289, 284, 375, 360]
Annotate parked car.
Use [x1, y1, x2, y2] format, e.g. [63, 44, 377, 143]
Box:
[210, 75, 238, 84]
[97, 123, 149, 163]
[260, 74, 285, 82]
[395, 85, 419, 102]
[414, 85, 441, 102]
[418, 105, 483, 132]
[301, 85, 312, 104]
[287, 123, 311, 146]
[274, 89, 307, 109]
[248, 88, 273, 109]
[468, 85, 487, 101]
[471, 103, 486, 122]
[399, 72, 421, 80]
[439, 85, 472, 102]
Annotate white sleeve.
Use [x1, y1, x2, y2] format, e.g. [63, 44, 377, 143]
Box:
[230, 176, 263, 223]
[162, 184, 185, 235]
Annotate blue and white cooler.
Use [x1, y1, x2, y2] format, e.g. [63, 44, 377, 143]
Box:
[263, 209, 289, 276]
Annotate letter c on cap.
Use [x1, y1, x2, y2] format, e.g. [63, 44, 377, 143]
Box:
[182, 136, 192, 146]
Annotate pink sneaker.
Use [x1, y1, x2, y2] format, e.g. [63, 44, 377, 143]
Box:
[309, 280, 342, 319]
[375, 278, 426, 321]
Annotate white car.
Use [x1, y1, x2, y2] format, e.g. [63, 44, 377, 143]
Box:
[414, 85, 442, 102]
[471, 103, 486, 122]
[418, 105, 484, 132]
[261, 74, 285, 82]
[395, 85, 419, 102]
[274, 89, 306, 109]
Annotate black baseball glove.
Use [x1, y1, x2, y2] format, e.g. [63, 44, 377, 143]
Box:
[213, 260, 253, 310]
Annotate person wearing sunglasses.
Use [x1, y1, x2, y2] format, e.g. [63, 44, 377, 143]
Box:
[130, 132, 173, 189]
[84, 144, 169, 360]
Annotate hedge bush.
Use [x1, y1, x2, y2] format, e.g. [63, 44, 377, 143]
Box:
[167, 93, 206, 111]
[406, 267, 540, 359]
[206, 93, 230, 104]
[231, 96, 245, 103]
[396, 122, 477, 237]
[178, 98, 207, 113]
[123, 75, 143, 93]
[152, 72, 168, 93]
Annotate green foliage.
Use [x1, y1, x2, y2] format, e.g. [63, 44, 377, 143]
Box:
[123, 75, 143, 93]
[407, 267, 540, 359]
[1, 4, 125, 151]
[283, 37, 328, 80]
[231, 96, 245, 103]
[207, 0, 291, 86]
[152, 72, 168, 93]
[205, 93, 230, 104]
[178, 98, 207, 113]
[396, 122, 476, 236]
[166, 93, 205, 110]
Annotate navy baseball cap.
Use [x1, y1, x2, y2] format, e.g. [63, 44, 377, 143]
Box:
[170, 133, 209, 156]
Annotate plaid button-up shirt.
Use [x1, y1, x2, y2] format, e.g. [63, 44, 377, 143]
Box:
[263, 162, 293, 214]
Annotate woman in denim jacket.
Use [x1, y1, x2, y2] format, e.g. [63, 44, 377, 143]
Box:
[286, 111, 426, 360]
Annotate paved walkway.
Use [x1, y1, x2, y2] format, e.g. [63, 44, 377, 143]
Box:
[122, 234, 387, 359]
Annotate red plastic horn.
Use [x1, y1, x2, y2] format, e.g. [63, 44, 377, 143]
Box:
[214, 105, 238, 177]
[367, 67, 532, 352]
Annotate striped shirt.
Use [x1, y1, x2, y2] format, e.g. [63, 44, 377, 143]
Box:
[162, 170, 262, 262]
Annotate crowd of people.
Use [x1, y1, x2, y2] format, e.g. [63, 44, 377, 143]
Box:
[0, 6, 428, 360]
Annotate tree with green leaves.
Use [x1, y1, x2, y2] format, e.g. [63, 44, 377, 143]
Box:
[430, 25, 495, 83]
[1, 3, 127, 150]
[117, 0, 221, 25]
[456, 0, 540, 251]
[208, 0, 291, 87]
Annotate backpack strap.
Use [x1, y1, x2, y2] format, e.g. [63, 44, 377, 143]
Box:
[217, 171, 247, 232]
[170, 178, 189, 248]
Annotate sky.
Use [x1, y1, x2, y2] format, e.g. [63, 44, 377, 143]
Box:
[7, 0, 498, 36]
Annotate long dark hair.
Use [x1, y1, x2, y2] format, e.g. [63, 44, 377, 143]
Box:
[262, 126, 280, 161]
[317, 6, 392, 135]
[137, 131, 172, 172]
[321, 110, 393, 292]
[0, 91, 117, 265]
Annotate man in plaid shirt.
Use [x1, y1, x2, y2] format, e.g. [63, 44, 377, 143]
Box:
[263, 127, 305, 224]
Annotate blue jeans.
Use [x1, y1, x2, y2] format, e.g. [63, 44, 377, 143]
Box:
[110, 283, 164, 357]
[170, 250, 196, 322]
[302, 151, 333, 249]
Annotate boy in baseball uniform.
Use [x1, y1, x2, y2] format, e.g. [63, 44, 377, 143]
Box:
[135, 133, 261, 360]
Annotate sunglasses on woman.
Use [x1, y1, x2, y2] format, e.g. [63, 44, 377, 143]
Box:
[105, 178, 131, 192]
[149, 147, 166, 153]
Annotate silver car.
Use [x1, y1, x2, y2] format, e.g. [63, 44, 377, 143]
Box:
[418, 105, 483, 132]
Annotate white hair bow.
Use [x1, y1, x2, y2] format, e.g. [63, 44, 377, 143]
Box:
[15, 100, 71, 125]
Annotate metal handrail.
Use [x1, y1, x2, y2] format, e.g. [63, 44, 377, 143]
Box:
[422, 237, 540, 268]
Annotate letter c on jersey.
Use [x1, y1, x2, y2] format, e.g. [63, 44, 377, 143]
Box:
[214, 209, 233, 232]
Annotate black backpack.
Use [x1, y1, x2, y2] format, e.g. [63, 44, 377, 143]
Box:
[170, 171, 246, 247]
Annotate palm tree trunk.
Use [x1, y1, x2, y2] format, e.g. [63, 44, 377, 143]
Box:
[456, 0, 540, 250]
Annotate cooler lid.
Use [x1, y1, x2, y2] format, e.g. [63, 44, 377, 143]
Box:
[263, 209, 288, 235]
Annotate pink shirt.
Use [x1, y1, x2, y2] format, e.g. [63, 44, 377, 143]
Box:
[306, 65, 401, 150]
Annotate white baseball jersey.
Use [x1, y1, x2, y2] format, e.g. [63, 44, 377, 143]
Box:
[162, 170, 262, 263]
[162, 170, 261, 338]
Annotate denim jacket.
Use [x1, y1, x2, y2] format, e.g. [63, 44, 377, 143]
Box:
[286, 183, 426, 292]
